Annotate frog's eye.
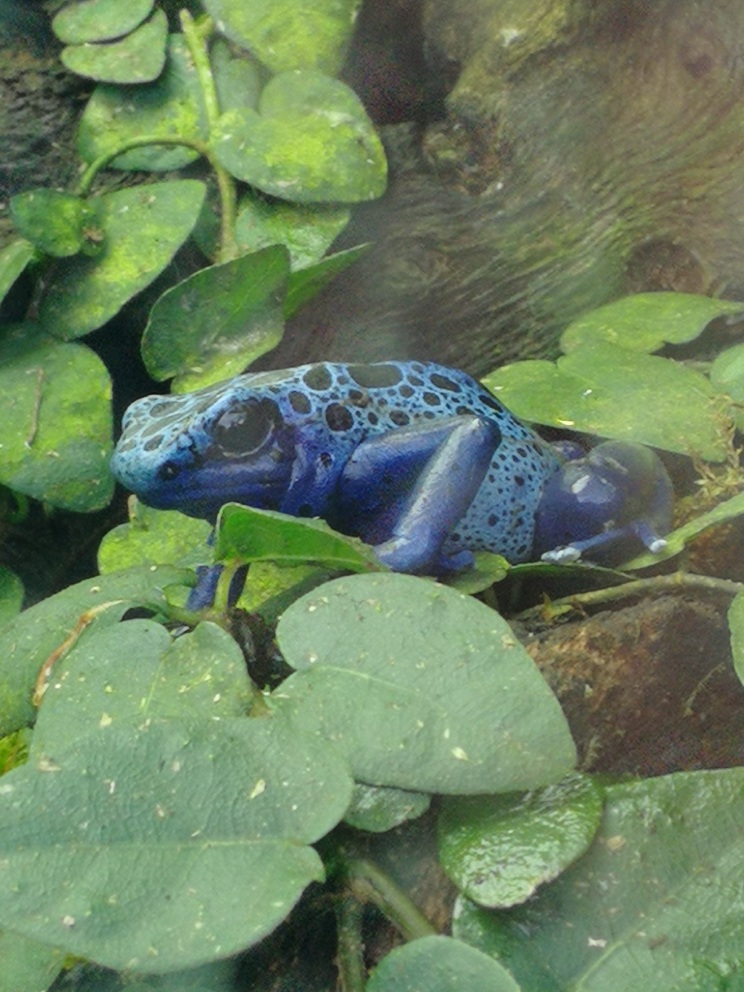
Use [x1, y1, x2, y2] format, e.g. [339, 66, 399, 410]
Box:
[212, 398, 281, 456]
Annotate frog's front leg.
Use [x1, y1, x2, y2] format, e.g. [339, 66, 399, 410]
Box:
[334, 415, 502, 574]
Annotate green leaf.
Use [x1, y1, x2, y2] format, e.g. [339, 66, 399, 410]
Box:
[142, 246, 290, 390]
[438, 774, 603, 908]
[344, 783, 431, 833]
[211, 40, 261, 114]
[77, 35, 205, 171]
[0, 567, 24, 629]
[61, 9, 168, 84]
[728, 589, 744, 688]
[444, 552, 510, 595]
[711, 341, 744, 430]
[10, 189, 92, 257]
[98, 498, 211, 574]
[483, 342, 730, 461]
[38, 180, 206, 339]
[367, 936, 521, 992]
[284, 244, 368, 318]
[52, 0, 154, 44]
[215, 504, 383, 572]
[0, 323, 113, 511]
[236, 193, 350, 268]
[561, 292, 744, 353]
[454, 769, 744, 992]
[273, 573, 576, 794]
[30, 620, 255, 756]
[621, 488, 744, 569]
[212, 71, 387, 204]
[0, 717, 352, 972]
[202, 0, 362, 74]
[0, 564, 192, 736]
[0, 240, 35, 306]
[0, 931, 64, 992]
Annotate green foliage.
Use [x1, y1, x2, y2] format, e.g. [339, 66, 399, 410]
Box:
[454, 770, 744, 991]
[2, 3, 744, 988]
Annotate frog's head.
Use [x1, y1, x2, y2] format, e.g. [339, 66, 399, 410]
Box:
[533, 440, 673, 563]
[111, 375, 298, 520]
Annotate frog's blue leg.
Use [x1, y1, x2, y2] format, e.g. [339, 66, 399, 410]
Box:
[185, 563, 249, 611]
[336, 415, 502, 574]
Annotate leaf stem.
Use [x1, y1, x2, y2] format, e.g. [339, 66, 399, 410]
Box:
[344, 855, 437, 942]
[335, 894, 367, 992]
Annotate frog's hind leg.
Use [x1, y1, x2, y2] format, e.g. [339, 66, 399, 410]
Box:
[336, 415, 502, 575]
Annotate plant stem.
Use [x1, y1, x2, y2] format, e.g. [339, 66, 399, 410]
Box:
[517, 570, 744, 620]
[180, 7, 239, 261]
[335, 894, 367, 992]
[345, 855, 437, 942]
[76, 135, 210, 197]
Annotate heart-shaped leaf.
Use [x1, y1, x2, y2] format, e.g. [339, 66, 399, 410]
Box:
[273, 573, 576, 794]
[77, 35, 206, 171]
[52, 0, 154, 44]
[0, 240, 35, 306]
[0, 323, 113, 512]
[212, 71, 387, 204]
[202, 0, 361, 74]
[97, 499, 211, 574]
[38, 180, 206, 339]
[235, 194, 349, 268]
[10, 190, 92, 257]
[367, 936, 520, 992]
[142, 245, 289, 390]
[483, 342, 730, 461]
[61, 9, 167, 84]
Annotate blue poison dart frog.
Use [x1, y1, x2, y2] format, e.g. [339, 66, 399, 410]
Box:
[111, 361, 673, 603]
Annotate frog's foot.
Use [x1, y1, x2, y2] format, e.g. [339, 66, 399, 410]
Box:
[374, 538, 474, 575]
[186, 563, 248, 610]
[540, 519, 668, 565]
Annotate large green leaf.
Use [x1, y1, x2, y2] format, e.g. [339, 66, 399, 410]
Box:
[561, 293, 744, 353]
[202, 0, 362, 74]
[483, 342, 729, 460]
[52, 0, 154, 44]
[215, 504, 383, 572]
[367, 936, 520, 992]
[0, 564, 192, 736]
[344, 783, 431, 833]
[61, 9, 168, 84]
[0, 717, 352, 972]
[284, 244, 368, 318]
[711, 341, 744, 430]
[212, 71, 387, 203]
[728, 589, 744, 688]
[77, 35, 206, 171]
[142, 246, 290, 390]
[30, 620, 255, 756]
[0, 323, 113, 511]
[454, 770, 744, 991]
[38, 180, 206, 339]
[273, 573, 576, 794]
[97, 499, 211, 574]
[438, 774, 603, 908]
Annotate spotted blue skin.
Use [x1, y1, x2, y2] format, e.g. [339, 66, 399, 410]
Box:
[111, 361, 673, 586]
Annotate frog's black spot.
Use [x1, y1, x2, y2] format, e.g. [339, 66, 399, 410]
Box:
[367, 412, 379, 426]
[288, 390, 312, 415]
[456, 405, 473, 416]
[148, 401, 172, 417]
[303, 365, 333, 391]
[347, 363, 403, 388]
[423, 392, 441, 406]
[326, 403, 354, 432]
[488, 513, 499, 527]
[319, 451, 333, 468]
[480, 393, 505, 413]
[409, 376, 424, 387]
[423, 411, 436, 419]
[399, 384, 414, 398]
[213, 398, 281, 456]
[430, 373, 461, 392]
[450, 532, 461, 542]
[349, 389, 369, 407]
[158, 461, 180, 481]
[143, 435, 164, 452]
[390, 409, 410, 426]
[516, 446, 528, 458]
[514, 476, 525, 487]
